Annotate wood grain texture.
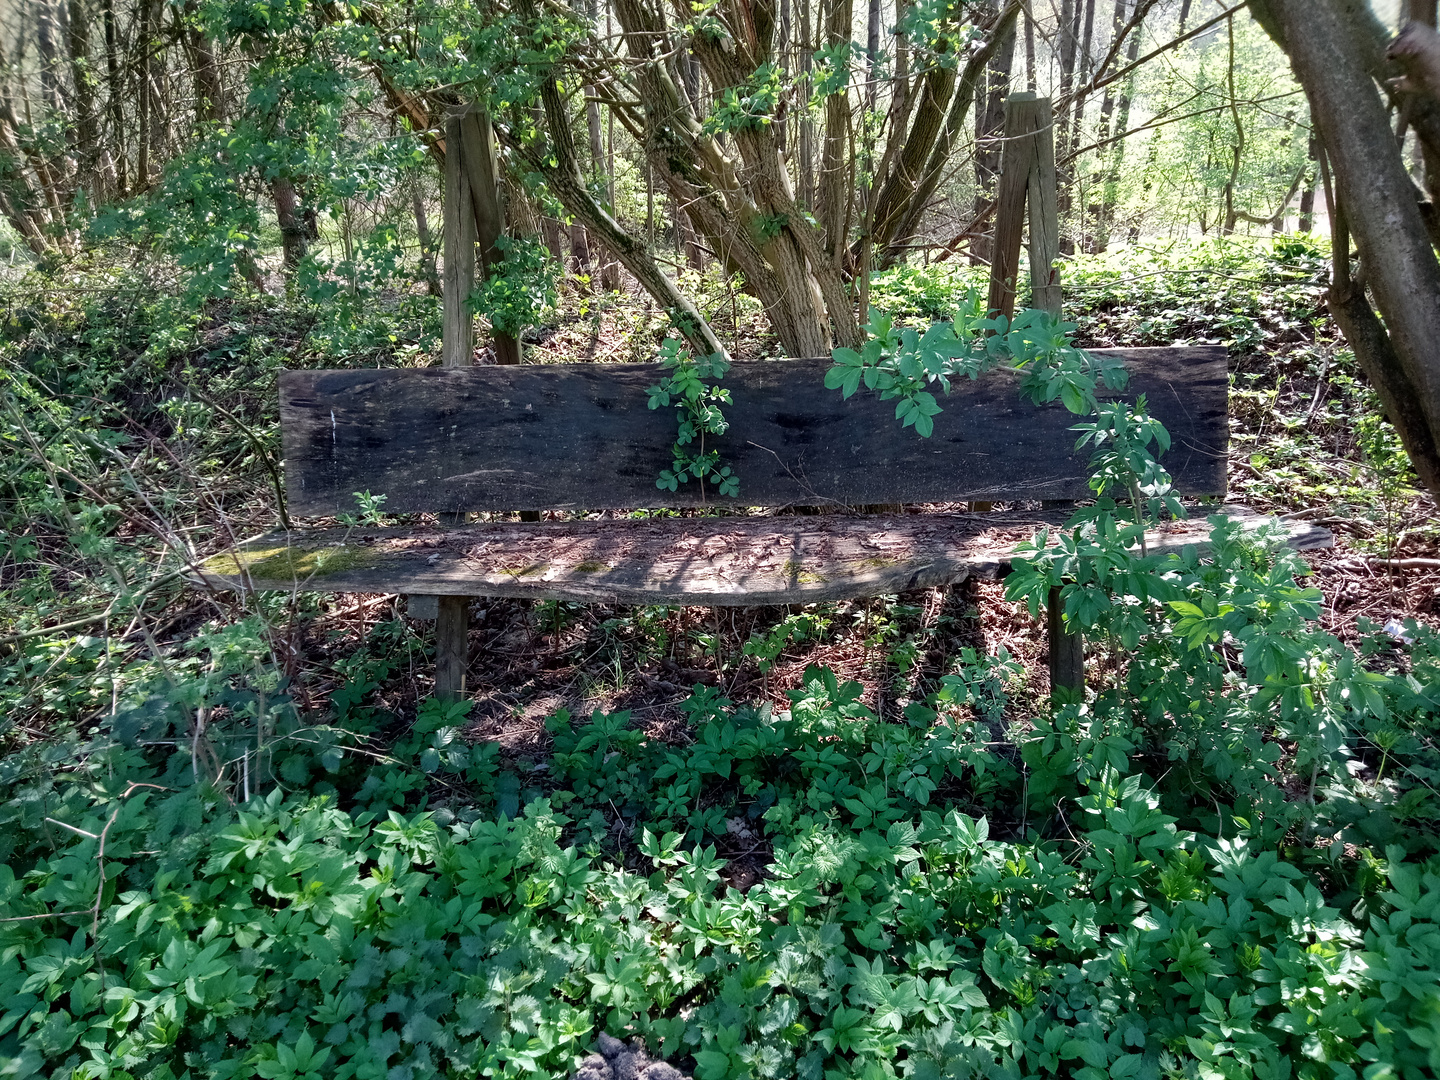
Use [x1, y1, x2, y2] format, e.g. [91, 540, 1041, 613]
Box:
[280, 347, 1228, 516]
[193, 506, 1332, 607]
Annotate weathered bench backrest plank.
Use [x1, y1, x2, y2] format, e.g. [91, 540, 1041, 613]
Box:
[280, 346, 1226, 515]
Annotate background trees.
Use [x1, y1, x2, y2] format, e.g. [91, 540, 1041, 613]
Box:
[0, 1, 1333, 358]
[1248, 0, 1440, 500]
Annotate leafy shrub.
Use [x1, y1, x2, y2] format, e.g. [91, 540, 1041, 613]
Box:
[5, 509, 1440, 1078]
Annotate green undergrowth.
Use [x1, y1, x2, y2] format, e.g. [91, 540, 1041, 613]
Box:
[871, 236, 1330, 355]
[5, 516, 1440, 1080]
[4, 237, 1439, 1080]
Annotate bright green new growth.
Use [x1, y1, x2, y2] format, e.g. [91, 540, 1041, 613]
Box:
[825, 291, 1131, 438]
[646, 338, 738, 498]
[468, 235, 559, 337]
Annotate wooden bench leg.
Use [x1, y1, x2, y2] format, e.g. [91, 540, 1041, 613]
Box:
[435, 595, 470, 700]
[1047, 586, 1083, 693]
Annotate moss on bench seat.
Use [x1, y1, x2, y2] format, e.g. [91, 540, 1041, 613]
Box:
[191, 507, 1333, 607]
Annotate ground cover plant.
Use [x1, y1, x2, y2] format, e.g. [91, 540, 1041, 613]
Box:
[4, 517, 1440, 1079]
[4, 250, 1440, 1078]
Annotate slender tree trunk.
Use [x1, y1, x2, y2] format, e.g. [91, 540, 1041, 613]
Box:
[102, 0, 125, 196]
[182, 3, 224, 124]
[1072, 0, 1098, 158]
[413, 184, 442, 296]
[272, 178, 308, 271]
[799, 0, 815, 209]
[971, 4, 1018, 263]
[819, 0, 855, 260]
[35, 0, 63, 113]
[136, 0, 153, 188]
[1221, 16, 1244, 234]
[1025, 8, 1036, 91]
[1090, 0, 1137, 252]
[459, 107, 522, 365]
[866, 0, 882, 115]
[1297, 136, 1318, 232]
[65, 0, 106, 195]
[1178, 0, 1191, 32]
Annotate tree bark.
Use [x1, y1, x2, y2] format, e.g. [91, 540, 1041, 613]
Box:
[1252, 0, 1440, 493]
[272, 178, 308, 271]
[458, 107, 522, 366]
[799, 0, 815, 209]
[413, 184, 442, 296]
[971, 5, 1018, 263]
[1297, 136, 1317, 232]
[102, 0, 125, 196]
[819, 0, 855, 261]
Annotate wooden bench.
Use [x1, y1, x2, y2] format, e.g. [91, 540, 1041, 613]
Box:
[195, 346, 1333, 697]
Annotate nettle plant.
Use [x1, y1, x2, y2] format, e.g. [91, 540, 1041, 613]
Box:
[646, 337, 739, 498]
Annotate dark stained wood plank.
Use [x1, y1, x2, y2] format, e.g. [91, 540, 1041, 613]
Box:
[279, 347, 1228, 516]
[192, 507, 1331, 607]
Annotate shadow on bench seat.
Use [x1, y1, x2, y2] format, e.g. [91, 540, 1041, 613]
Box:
[197, 505, 1333, 607]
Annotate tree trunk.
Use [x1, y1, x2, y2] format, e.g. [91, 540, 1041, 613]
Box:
[1024, 8, 1036, 91]
[65, 0, 107, 196]
[182, 3, 225, 124]
[971, 5, 1018, 264]
[458, 107, 522, 366]
[1058, 0, 1096, 252]
[1220, 17, 1244, 235]
[866, 0, 882, 114]
[102, 0, 125, 196]
[413, 184, 442, 296]
[799, 0, 815, 209]
[1095, 0, 1141, 252]
[819, 0, 855, 261]
[272, 178, 308, 271]
[1251, 0, 1440, 493]
[1297, 137, 1318, 232]
[35, 0, 63, 113]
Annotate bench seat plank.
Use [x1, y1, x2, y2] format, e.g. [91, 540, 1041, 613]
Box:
[279, 347, 1229, 516]
[194, 507, 1332, 607]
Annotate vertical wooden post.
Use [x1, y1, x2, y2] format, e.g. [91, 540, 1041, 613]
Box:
[435, 595, 470, 700]
[436, 112, 476, 699]
[1024, 97, 1083, 693]
[1047, 586, 1083, 693]
[442, 112, 476, 369]
[1027, 97, 1062, 317]
[989, 93, 1081, 692]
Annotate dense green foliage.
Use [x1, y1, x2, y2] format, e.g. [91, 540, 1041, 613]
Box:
[5, 276, 1440, 1078]
[4, 523, 1440, 1079]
